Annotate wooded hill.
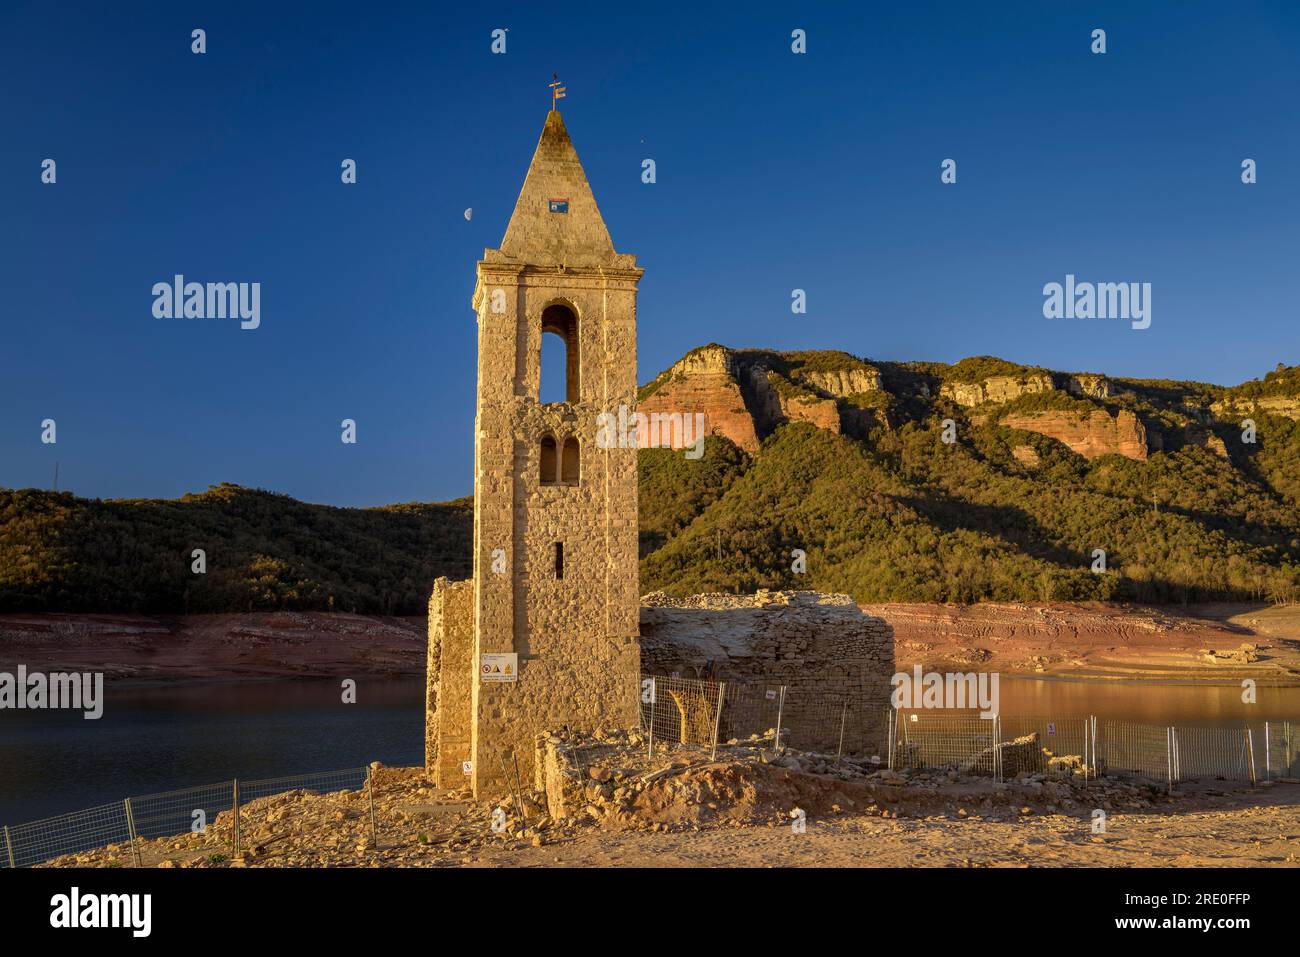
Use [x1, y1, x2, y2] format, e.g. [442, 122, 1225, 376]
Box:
[3, 353, 1299, 613]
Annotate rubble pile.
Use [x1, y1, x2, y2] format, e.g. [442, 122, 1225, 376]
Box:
[42, 731, 1194, 868]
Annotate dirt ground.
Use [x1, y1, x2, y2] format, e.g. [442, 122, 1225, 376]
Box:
[44, 741, 1300, 869]
[449, 790, 1300, 868]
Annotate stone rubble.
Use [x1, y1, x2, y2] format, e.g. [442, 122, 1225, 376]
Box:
[42, 731, 1198, 868]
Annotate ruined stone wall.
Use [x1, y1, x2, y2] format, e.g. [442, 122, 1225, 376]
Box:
[427, 585, 896, 784]
[638, 590, 895, 754]
[426, 576, 474, 787]
[424, 588, 440, 771]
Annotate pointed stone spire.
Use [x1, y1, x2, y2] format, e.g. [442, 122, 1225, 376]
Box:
[497, 111, 618, 268]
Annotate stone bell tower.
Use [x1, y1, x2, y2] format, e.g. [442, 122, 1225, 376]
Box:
[450, 108, 642, 796]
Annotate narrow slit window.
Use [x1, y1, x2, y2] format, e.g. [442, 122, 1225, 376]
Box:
[554, 542, 564, 580]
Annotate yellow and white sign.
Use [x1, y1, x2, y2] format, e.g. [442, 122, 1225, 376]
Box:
[480, 653, 518, 683]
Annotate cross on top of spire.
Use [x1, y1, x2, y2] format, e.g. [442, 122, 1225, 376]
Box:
[549, 73, 567, 110]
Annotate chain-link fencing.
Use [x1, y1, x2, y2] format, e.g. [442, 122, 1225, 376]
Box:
[4, 766, 371, 868]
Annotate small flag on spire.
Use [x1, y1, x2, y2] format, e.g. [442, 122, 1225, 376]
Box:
[549, 73, 567, 109]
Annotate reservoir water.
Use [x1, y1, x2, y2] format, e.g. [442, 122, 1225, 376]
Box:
[2, 674, 1298, 827]
[0, 677, 425, 826]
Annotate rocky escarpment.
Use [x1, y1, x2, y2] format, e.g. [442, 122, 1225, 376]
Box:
[1208, 364, 1300, 422]
[794, 366, 881, 397]
[748, 368, 841, 435]
[999, 408, 1149, 461]
[638, 345, 883, 452]
[638, 344, 761, 452]
[940, 372, 1114, 408]
[1213, 395, 1300, 422]
[635, 346, 1298, 469]
[941, 373, 1055, 407]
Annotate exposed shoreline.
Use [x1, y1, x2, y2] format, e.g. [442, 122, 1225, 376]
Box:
[871, 600, 1300, 687]
[1, 601, 1298, 686]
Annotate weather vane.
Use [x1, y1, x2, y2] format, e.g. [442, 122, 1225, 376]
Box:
[549, 73, 567, 110]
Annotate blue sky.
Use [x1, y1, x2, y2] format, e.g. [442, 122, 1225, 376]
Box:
[1, 1, 1297, 506]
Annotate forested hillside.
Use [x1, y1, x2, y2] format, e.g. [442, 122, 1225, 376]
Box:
[4, 352, 1300, 613]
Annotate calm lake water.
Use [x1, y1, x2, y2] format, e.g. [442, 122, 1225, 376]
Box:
[0, 677, 425, 826]
[995, 675, 1300, 723]
[2, 675, 1299, 827]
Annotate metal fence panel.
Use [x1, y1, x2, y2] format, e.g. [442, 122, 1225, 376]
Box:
[237, 768, 368, 805]
[1267, 721, 1298, 779]
[641, 676, 889, 760]
[717, 681, 783, 746]
[1098, 719, 1171, 783]
[894, 712, 999, 775]
[999, 715, 1093, 777]
[3, 768, 370, 868]
[640, 675, 723, 751]
[1174, 725, 1252, 781]
[7, 801, 132, 868]
[129, 781, 236, 841]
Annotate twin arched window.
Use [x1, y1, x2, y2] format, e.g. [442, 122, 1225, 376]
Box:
[540, 434, 579, 486]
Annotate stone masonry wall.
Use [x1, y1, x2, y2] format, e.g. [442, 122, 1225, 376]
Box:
[638, 590, 895, 755]
[427, 587, 896, 785]
[427, 576, 474, 788]
[467, 110, 643, 797]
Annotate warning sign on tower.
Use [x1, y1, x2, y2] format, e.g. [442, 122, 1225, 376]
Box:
[480, 653, 518, 683]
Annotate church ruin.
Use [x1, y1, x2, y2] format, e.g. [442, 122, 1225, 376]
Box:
[426, 106, 893, 797]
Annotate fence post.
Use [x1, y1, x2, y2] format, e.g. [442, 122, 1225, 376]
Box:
[1081, 718, 1089, 783]
[647, 678, 655, 758]
[1172, 727, 1180, 783]
[231, 779, 240, 854]
[1265, 722, 1271, 782]
[886, 709, 894, 770]
[123, 798, 142, 867]
[366, 765, 379, 849]
[1247, 728, 1257, 787]
[1094, 716, 1100, 777]
[4, 825, 14, 869]
[710, 682, 726, 760]
[1170, 728, 1180, 795]
[994, 714, 1002, 783]
[512, 753, 530, 832]
[835, 701, 848, 763]
[774, 686, 786, 751]
[1096, 717, 1102, 778]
